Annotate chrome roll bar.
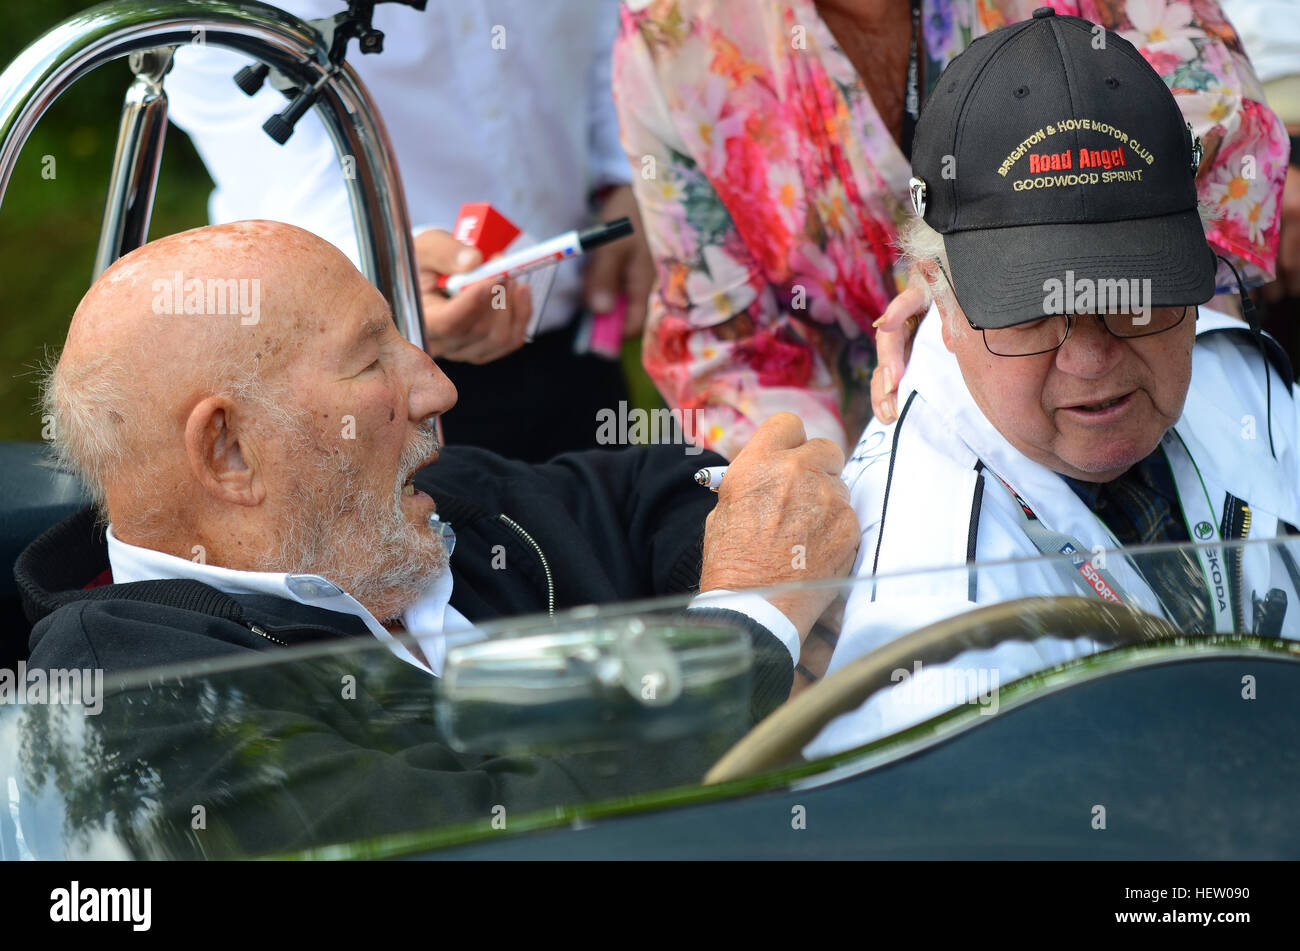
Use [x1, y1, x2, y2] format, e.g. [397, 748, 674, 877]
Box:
[93, 45, 173, 280]
[0, 0, 425, 349]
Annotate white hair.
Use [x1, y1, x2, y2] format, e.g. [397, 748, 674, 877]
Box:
[41, 351, 142, 520]
[41, 351, 295, 534]
[893, 216, 959, 334]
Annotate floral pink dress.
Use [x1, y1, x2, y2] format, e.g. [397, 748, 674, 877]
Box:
[613, 0, 1289, 459]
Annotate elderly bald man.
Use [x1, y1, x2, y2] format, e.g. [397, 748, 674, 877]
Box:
[11, 220, 857, 855]
[19, 219, 856, 697]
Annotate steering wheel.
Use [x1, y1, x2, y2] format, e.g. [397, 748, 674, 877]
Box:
[704, 596, 1180, 785]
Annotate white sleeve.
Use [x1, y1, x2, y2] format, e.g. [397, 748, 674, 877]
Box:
[1280, 363, 1300, 518]
[1220, 0, 1300, 85]
[164, 42, 362, 265]
[585, 0, 634, 192]
[689, 590, 800, 666]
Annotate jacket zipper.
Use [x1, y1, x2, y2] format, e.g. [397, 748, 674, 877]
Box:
[246, 623, 288, 647]
[498, 514, 555, 618]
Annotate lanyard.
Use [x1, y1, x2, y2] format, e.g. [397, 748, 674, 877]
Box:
[982, 436, 1258, 634]
[986, 468, 1137, 606]
[1160, 430, 1242, 632]
[901, 0, 922, 160]
[983, 433, 1244, 632]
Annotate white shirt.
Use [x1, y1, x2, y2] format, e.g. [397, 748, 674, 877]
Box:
[164, 0, 632, 334]
[806, 306, 1300, 758]
[106, 530, 801, 676]
[106, 526, 471, 676]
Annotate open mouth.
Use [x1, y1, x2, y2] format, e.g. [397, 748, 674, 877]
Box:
[399, 449, 439, 498]
[1063, 391, 1135, 417]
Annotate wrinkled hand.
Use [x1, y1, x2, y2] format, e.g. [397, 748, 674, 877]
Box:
[870, 283, 929, 423]
[699, 413, 859, 640]
[415, 229, 532, 364]
[584, 184, 655, 339]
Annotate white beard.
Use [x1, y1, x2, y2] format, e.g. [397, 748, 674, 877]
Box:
[277, 420, 448, 620]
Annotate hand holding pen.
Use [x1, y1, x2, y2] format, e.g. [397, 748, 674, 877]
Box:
[414, 228, 533, 364]
[694, 466, 727, 491]
[415, 217, 634, 361]
[440, 219, 634, 296]
[695, 413, 859, 641]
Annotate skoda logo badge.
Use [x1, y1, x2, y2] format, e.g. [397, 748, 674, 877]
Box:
[1194, 521, 1214, 540]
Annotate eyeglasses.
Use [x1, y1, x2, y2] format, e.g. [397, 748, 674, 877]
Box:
[933, 260, 1193, 357]
[976, 305, 1191, 357]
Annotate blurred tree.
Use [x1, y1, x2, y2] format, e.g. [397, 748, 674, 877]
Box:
[0, 0, 213, 441]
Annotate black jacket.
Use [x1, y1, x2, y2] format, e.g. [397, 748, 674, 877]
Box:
[13, 444, 793, 857]
[23, 443, 717, 627]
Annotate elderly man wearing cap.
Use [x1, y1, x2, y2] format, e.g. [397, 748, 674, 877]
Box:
[809, 9, 1300, 752]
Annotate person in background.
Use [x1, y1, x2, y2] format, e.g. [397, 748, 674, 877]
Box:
[164, 0, 655, 463]
[813, 10, 1300, 754]
[1221, 0, 1300, 371]
[613, 0, 1289, 460]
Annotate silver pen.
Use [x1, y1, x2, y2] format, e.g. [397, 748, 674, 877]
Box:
[693, 466, 727, 491]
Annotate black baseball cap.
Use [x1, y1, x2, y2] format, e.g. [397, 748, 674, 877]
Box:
[909, 7, 1216, 329]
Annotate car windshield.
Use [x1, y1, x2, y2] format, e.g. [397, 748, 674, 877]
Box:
[4, 533, 1299, 860]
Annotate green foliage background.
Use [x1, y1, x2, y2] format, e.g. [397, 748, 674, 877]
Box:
[0, 0, 214, 441]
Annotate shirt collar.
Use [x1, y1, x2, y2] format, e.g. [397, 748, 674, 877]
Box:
[105, 526, 455, 675]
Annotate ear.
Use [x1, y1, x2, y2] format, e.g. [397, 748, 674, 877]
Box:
[937, 300, 957, 353]
[184, 397, 264, 507]
[916, 261, 958, 354]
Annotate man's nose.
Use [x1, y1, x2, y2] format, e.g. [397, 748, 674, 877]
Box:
[1054, 315, 1123, 378]
[402, 340, 457, 421]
